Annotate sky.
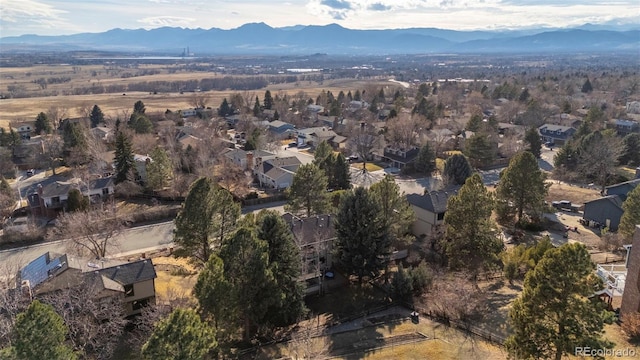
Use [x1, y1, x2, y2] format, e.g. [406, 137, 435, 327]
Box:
[1, 0, 639, 37]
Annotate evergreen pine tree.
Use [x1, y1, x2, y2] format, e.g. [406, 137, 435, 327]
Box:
[35, 112, 52, 135]
[114, 130, 135, 184]
[89, 105, 104, 128]
[335, 187, 390, 283]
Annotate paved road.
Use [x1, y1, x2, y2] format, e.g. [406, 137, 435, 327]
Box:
[0, 201, 289, 269]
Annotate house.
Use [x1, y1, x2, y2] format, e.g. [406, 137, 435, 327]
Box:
[582, 179, 640, 230]
[614, 119, 640, 136]
[627, 101, 640, 114]
[381, 146, 419, 169]
[548, 113, 583, 129]
[181, 108, 198, 117]
[16, 252, 123, 296]
[260, 120, 296, 139]
[406, 188, 460, 238]
[282, 213, 336, 295]
[296, 127, 346, 149]
[582, 196, 624, 230]
[176, 134, 201, 150]
[90, 126, 113, 142]
[606, 178, 640, 202]
[224, 149, 276, 171]
[538, 124, 577, 146]
[621, 226, 640, 319]
[306, 104, 324, 114]
[348, 100, 369, 112]
[96, 259, 157, 315]
[497, 122, 525, 136]
[317, 115, 337, 129]
[16, 252, 157, 316]
[28, 177, 115, 217]
[96, 151, 152, 183]
[255, 156, 301, 189]
[12, 122, 34, 139]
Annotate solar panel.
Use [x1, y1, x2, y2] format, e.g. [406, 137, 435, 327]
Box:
[20, 252, 65, 288]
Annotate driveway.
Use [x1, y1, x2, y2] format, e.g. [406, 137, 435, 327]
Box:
[539, 147, 555, 171]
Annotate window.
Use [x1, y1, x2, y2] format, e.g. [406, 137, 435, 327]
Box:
[132, 298, 150, 311]
[102, 188, 109, 195]
[124, 284, 134, 297]
[437, 212, 445, 221]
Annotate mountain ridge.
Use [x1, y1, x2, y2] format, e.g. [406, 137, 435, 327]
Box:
[2, 23, 638, 55]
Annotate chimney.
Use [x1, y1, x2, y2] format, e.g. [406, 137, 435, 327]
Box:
[246, 151, 254, 171]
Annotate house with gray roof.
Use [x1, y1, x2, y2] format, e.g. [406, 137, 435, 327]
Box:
[28, 177, 115, 217]
[406, 187, 460, 237]
[606, 178, 640, 202]
[255, 156, 301, 189]
[16, 252, 156, 316]
[260, 120, 296, 139]
[296, 127, 347, 149]
[97, 259, 157, 315]
[615, 119, 640, 136]
[538, 124, 577, 145]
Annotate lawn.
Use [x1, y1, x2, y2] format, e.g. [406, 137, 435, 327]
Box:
[350, 162, 383, 172]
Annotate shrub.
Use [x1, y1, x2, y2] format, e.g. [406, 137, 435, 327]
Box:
[410, 261, 433, 293]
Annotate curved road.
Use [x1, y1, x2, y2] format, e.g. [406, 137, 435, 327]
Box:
[0, 201, 288, 269]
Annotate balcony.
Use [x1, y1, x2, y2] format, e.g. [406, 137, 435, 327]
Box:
[596, 264, 627, 296]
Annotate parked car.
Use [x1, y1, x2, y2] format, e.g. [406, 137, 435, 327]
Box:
[347, 155, 359, 162]
[552, 200, 573, 210]
[26, 169, 35, 177]
[288, 141, 298, 147]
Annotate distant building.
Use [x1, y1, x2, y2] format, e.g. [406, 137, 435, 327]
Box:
[381, 146, 420, 169]
[614, 119, 640, 136]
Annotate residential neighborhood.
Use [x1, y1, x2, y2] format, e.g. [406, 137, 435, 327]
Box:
[1, 39, 639, 360]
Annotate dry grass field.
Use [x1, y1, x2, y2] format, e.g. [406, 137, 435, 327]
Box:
[0, 63, 399, 128]
[546, 181, 602, 205]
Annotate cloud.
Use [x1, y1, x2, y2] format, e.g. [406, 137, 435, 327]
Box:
[367, 3, 391, 11]
[138, 15, 196, 27]
[320, 0, 353, 9]
[0, 0, 67, 24]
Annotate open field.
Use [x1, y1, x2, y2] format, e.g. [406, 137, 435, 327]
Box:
[0, 62, 401, 127]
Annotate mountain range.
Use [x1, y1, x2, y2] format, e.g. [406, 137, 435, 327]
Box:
[1, 23, 638, 55]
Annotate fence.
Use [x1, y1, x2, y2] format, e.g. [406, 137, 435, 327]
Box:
[405, 303, 507, 345]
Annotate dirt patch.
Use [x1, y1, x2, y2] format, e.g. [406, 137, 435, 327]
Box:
[546, 181, 601, 206]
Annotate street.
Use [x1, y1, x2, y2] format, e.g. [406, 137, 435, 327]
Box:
[0, 201, 290, 271]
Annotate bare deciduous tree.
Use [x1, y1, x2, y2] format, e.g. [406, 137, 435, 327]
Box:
[132, 133, 158, 155]
[287, 315, 331, 360]
[49, 210, 126, 259]
[385, 113, 423, 149]
[578, 133, 623, 193]
[189, 93, 209, 109]
[39, 135, 64, 175]
[40, 280, 127, 359]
